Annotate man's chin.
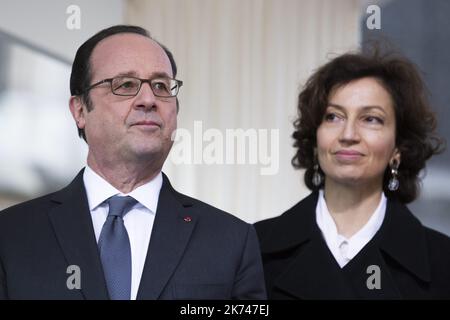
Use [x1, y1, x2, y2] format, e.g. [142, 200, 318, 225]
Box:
[125, 143, 167, 161]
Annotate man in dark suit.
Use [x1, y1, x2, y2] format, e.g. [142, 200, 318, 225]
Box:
[0, 25, 266, 300]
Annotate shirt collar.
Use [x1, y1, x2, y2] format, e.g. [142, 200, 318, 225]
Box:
[316, 189, 387, 260]
[83, 165, 162, 213]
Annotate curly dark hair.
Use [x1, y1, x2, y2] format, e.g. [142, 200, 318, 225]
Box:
[292, 50, 445, 203]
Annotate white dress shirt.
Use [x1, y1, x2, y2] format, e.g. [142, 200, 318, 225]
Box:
[83, 166, 162, 300]
[315, 189, 386, 268]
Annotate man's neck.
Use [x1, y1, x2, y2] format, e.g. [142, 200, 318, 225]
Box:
[323, 179, 383, 238]
[87, 153, 162, 194]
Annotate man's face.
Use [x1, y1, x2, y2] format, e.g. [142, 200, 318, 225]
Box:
[78, 33, 177, 167]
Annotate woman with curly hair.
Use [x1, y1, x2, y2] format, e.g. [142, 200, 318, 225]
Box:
[255, 50, 450, 299]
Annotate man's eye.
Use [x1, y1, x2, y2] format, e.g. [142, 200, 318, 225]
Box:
[120, 81, 137, 89]
[153, 82, 169, 91]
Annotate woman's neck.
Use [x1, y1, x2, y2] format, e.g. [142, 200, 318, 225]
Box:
[323, 178, 383, 238]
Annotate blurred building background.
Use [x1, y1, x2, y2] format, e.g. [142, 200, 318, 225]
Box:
[0, 0, 448, 233]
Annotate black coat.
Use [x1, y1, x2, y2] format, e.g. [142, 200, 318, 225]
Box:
[254, 192, 450, 299]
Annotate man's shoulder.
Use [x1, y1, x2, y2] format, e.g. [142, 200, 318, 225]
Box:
[162, 173, 251, 230]
[172, 189, 251, 228]
[0, 169, 85, 221]
[0, 191, 59, 223]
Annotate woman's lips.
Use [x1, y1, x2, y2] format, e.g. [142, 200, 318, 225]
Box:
[334, 150, 364, 162]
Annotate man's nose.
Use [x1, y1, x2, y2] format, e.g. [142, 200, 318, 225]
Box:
[133, 81, 157, 110]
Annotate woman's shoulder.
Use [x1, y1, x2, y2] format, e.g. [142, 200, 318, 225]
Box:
[420, 226, 450, 289]
[385, 199, 450, 249]
[423, 226, 450, 253]
[390, 199, 450, 249]
[255, 192, 318, 229]
[390, 200, 450, 269]
[254, 192, 319, 252]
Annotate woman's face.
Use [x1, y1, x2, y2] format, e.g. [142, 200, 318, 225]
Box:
[316, 77, 399, 189]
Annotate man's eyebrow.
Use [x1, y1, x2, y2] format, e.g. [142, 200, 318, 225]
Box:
[114, 71, 139, 78]
[113, 71, 172, 79]
[327, 103, 387, 114]
[150, 71, 172, 79]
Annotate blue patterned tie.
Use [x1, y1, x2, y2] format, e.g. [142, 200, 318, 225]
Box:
[98, 195, 137, 300]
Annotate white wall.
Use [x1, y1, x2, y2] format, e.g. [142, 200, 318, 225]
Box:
[126, 0, 361, 222]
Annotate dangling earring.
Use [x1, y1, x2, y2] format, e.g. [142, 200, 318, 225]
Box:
[312, 163, 323, 187]
[388, 159, 400, 191]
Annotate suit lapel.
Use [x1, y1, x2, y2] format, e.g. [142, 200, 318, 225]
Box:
[136, 174, 197, 300]
[48, 169, 109, 300]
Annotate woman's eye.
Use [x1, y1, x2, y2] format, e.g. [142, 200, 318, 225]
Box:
[324, 113, 339, 122]
[365, 116, 384, 124]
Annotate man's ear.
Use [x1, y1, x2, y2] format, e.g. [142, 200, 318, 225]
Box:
[69, 96, 86, 130]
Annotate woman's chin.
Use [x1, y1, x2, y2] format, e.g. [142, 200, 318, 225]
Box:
[327, 175, 375, 188]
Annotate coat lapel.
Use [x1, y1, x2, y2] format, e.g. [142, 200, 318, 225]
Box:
[379, 199, 431, 283]
[341, 199, 431, 299]
[274, 232, 357, 299]
[48, 169, 109, 300]
[341, 234, 402, 299]
[260, 192, 355, 299]
[136, 174, 197, 300]
[261, 192, 432, 299]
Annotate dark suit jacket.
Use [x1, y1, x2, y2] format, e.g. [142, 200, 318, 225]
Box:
[0, 169, 266, 299]
[255, 192, 450, 299]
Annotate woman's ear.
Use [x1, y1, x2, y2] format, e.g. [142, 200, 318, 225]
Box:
[390, 148, 401, 166]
